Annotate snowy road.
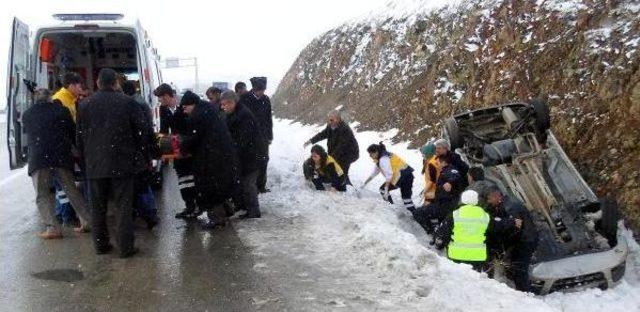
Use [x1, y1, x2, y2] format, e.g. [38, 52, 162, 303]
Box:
[0, 119, 639, 311]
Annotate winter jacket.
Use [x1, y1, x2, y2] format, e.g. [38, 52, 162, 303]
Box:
[435, 164, 464, 204]
[22, 100, 76, 175]
[422, 155, 440, 200]
[76, 89, 148, 179]
[225, 103, 268, 175]
[240, 91, 273, 141]
[309, 121, 360, 167]
[180, 100, 238, 202]
[160, 103, 191, 135]
[52, 87, 77, 122]
[131, 96, 159, 163]
[303, 156, 345, 190]
[447, 151, 470, 188]
[435, 205, 517, 252]
[493, 196, 539, 244]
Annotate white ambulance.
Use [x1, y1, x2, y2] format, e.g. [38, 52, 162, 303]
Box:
[6, 14, 165, 185]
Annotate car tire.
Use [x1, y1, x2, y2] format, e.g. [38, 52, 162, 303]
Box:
[444, 117, 464, 150]
[530, 99, 551, 132]
[596, 198, 620, 247]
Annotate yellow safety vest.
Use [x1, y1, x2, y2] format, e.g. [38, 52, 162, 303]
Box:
[423, 155, 440, 196]
[447, 204, 490, 262]
[325, 155, 344, 177]
[375, 153, 408, 185]
[52, 87, 77, 122]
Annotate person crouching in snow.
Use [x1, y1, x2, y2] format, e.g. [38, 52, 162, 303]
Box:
[362, 142, 415, 212]
[303, 145, 347, 192]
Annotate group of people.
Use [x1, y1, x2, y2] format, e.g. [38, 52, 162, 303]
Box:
[155, 77, 273, 229]
[23, 67, 274, 258]
[301, 113, 538, 292]
[24, 67, 537, 290]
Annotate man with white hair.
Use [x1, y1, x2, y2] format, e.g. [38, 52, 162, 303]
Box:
[435, 138, 470, 187]
[434, 189, 521, 272]
[304, 110, 359, 184]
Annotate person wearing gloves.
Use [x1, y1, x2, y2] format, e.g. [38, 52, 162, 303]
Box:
[434, 190, 521, 273]
[420, 142, 440, 203]
[302, 145, 347, 192]
[362, 142, 415, 212]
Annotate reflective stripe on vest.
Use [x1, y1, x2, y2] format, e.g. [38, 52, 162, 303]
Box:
[447, 205, 490, 262]
[389, 154, 408, 185]
[326, 155, 344, 177]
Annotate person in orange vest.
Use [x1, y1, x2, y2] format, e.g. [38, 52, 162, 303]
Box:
[420, 142, 440, 203]
[362, 142, 415, 212]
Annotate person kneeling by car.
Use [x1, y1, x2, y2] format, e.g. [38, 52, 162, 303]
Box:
[303, 145, 347, 192]
[434, 190, 521, 273]
[413, 154, 464, 234]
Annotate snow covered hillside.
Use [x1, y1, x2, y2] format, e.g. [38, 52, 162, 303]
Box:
[272, 0, 640, 230]
[234, 119, 640, 311]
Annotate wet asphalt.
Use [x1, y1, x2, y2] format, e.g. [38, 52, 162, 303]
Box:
[0, 126, 289, 312]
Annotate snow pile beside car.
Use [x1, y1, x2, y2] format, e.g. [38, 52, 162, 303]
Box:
[234, 119, 640, 311]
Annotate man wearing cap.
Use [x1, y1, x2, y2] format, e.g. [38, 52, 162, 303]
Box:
[240, 77, 273, 193]
[434, 190, 520, 272]
[154, 83, 199, 219]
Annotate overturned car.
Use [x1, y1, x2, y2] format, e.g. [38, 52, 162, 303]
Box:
[442, 100, 628, 295]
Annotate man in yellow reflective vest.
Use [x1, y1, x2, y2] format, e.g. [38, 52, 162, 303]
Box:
[434, 190, 521, 272]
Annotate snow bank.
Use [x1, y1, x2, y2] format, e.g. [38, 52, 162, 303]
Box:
[235, 119, 640, 311]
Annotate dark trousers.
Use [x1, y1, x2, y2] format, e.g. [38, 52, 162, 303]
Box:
[239, 170, 261, 217]
[174, 159, 197, 211]
[339, 160, 352, 185]
[311, 176, 347, 192]
[413, 199, 457, 233]
[134, 171, 157, 223]
[511, 240, 537, 292]
[257, 146, 269, 191]
[89, 177, 135, 255]
[379, 168, 415, 210]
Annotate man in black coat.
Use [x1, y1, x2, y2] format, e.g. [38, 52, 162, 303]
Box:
[221, 90, 267, 219]
[123, 80, 159, 229]
[240, 77, 272, 193]
[485, 185, 538, 292]
[413, 154, 464, 234]
[304, 110, 359, 183]
[77, 68, 148, 258]
[23, 89, 91, 239]
[154, 83, 198, 219]
[179, 91, 239, 228]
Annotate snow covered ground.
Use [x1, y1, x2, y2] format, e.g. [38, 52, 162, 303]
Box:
[235, 118, 640, 311]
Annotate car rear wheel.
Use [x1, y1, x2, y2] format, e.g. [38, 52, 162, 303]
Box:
[444, 117, 464, 150]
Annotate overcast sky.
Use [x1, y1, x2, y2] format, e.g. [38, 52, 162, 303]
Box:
[0, 0, 403, 107]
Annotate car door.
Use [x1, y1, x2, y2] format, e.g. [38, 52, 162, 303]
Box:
[6, 17, 32, 169]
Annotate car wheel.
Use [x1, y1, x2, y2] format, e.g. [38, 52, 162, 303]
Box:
[444, 117, 464, 150]
[596, 197, 620, 247]
[530, 99, 551, 132]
